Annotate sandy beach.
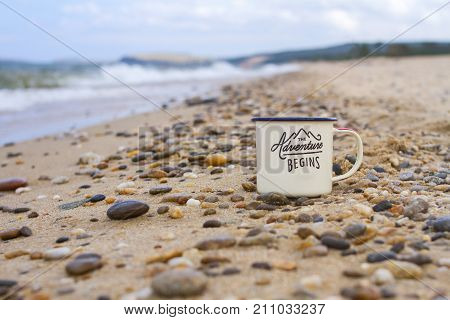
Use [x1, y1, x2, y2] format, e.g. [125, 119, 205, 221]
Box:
[1, 55, 449, 300]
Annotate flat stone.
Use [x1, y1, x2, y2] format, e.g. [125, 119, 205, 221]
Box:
[195, 234, 236, 250]
[107, 200, 149, 220]
[230, 195, 244, 202]
[151, 269, 207, 297]
[66, 257, 102, 275]
[44, 247, 71, 260]
[0, 228, 21, 241]
[297, 227, 318, 239]
[321, 236, 350, 250]
[161, 193, 191, 204]
[344, 223, 367, 238]
[366, 251, 397, 263]
[203, 220, 222, 228]
[258, 192, 290, 206]
[242, 182, 256, 192]
[157, 206, 169, 214]
[238, 232, 276, 247]
[0, 178, 27, 191]
[204, 195, 219, 203]
[372, 200, 392, 212]
[149, 186, 172, 195]
[59, 199, 89, 211]
[52, 176, 69, 185]
[303, 245, 328, 258]
[89, 194, 106, 202]
[397, 253, 432, 265]
[399, 172, 415, 181]
[341, 285, 381, 300]
[432, 216, 450, 232]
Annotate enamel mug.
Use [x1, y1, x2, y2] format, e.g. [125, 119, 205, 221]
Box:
[252, 117, 363, 197]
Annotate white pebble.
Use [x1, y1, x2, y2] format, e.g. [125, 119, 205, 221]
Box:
[371, 268, 394, 285]
[36, 194, 47, 200]
[43, 247, 71, 260]
[437, 258, 450, 268]
[186, 198, 201, 207]
[15, 187, 31, 194]
[78, 152, 103, 165]
[121, 287, 153, 300]
[53, 195, 61, 200]
[183, 172, 198, 179]
[52, 176, 69, 185]
[352, 204, 373, 217]
[70, 228, 86, 236]
[168, 257, 194, 268]
[116, 181, 135, 191]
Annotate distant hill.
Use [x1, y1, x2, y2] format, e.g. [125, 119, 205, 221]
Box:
[120, 53, 211, 68]
[226, 42, 450, 67]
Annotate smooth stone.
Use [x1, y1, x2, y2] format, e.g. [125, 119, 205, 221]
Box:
[52, 176, 69, 185]
[0, 279, 18, 287]
[297, 227, 318, 239]
[321, 236, 350, 250]
[44, 247, 71, 260]
[56, 236, 70, 243]
[89, 194, 106, 202]
[242, 182, 256, 192]
[371, 268, 395, 285]
[238, 232, 276, 247]
[107, 200, 149, 220]
[341, 285, 381, 300]
[344, 223, 366, 238]
[230, 195, 244, 202]
[59, 199, 89, 210]
[66, 257, 102, 275]
[204, 195, 219, 203]
[432, 216, 450, 232]
[203, 220, 222, 228]
[151, 269, 207, 297]
[0, 228, 21, 241]
[205, 154, 227, 167]
[0, 178, 27, 191]
[186, 199, 201, 208]
[149, 186, 172, 195]
[303, 245, 328, 258]
[195, 234, 236, 250]
[366, 173, 379, 182]
[397, 253, 432, 265]
[19, 226, 32, 237]
[251, 261, 272, 270]
[161, 193, 191, 204]
[157, 206, 169, 214]
[399, 172, 415, 181]
[258, 192, 290, 206]
[366, 251, 397, 263]
[372, 200, 392, 212]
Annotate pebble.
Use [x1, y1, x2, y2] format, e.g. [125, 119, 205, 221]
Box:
[149, 185, 172, 195]
[242, 182, 256, 192]
[59, 199, 89, 210]
[186, 198, 201, 208]
[352, 204, 373, 217]
[56, 236, 70, 243]
[115, 181, 135, 191]
[89, 194, 106, 202]
[205, 154, 227, 166]
[251, 261, 272, 270]
[341, 285, 381, 300]
[432, 216, 450, 232]
[321, 236, 350, 250]
[297, 226, 318, 239]
[372, 200, 392, 212]
[19, 226, 32, 237]
[300, 275, 322, 289]
[0, 228, 21, 241]
[52, 176, 69, 185]
[403, 197, 429, 220]
[397, 253, 432, 265]
[43, 247, 71, 260]
[344, 223, 366, 238]
[437, 258, 450, 267]
[238, 232, 276, 247]
[399, 171, 415, 181]
[258, 192, 290, 205]
[303, 245, 328, 258]
[151, 269, 207, 297]
[366, 173, 379, 182]
[366, 251, 397, 263]
[107, 200, 149, 220]
[230, 195, 244, 202]
[380, 261, 423, 279]
[195, 234, 236, 250]
[0, 177, 27, 191]
[162, 193, 191, 204]
[183, 172, 198, 179]
[157, 205, 169, 214]
[204, 195, 219, 203]
[203, 208, 217, 216]
[66, 255, 102, 276]
[169, 207, 184, 219]
[15, 187, 31, 194]
[203, 220, 222, 228]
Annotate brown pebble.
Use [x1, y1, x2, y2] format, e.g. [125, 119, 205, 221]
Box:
[203, 220, 222, 228]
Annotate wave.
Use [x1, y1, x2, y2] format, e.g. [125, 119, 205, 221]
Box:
[0, 62, 301, 112]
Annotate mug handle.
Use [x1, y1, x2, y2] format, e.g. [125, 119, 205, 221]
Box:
[332, 128, 364, 182]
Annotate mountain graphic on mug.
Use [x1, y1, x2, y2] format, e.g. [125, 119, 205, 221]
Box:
[270, 128, 324, 160]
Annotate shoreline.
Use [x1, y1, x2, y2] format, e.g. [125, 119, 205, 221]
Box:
[0, 55, 449, 300]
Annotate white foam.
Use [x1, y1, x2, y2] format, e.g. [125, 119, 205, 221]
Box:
[0, 62, 301, 112]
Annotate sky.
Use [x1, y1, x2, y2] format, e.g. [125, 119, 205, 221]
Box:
[0, 0, 449, 62]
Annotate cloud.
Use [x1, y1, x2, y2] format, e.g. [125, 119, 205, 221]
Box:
[325, 9, 358, 32]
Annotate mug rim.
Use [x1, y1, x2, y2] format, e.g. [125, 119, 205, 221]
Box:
[251, 117, 337, 122]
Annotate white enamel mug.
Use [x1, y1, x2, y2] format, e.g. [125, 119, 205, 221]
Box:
[253, 117, 363, 197]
